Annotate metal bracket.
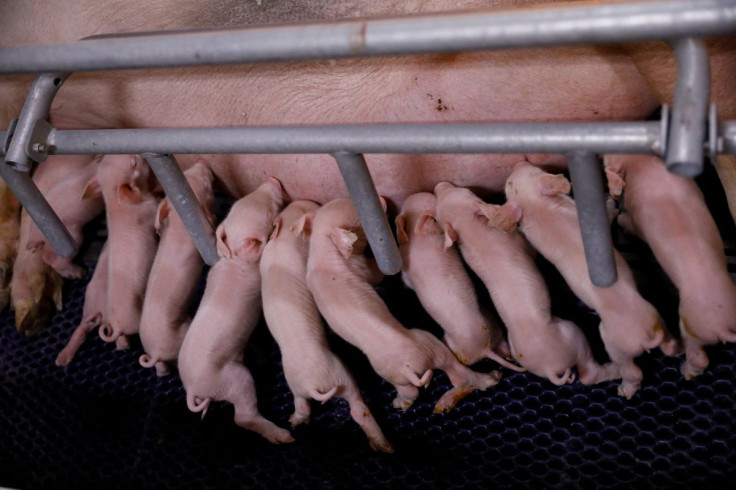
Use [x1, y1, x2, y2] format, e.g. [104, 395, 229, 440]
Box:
[665, 37, 710, 178]
[4, 72, 69, 171]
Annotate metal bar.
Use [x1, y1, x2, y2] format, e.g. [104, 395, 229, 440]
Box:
[47, 122, 663, 155]
[0, 0, 733, 75]
[141, 153, 219, 266]
[5, 120, 736, 158]
[665, 38, 710, 177]
[0, 164, 77, 259]
[4, 73, 70, 171]
[566, 151, 617, 288]
[331, 152, 402, 275]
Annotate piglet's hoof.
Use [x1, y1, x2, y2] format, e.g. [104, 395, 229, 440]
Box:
[617, 381, 640, 400]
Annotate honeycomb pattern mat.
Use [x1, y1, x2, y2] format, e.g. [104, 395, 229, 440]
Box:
[2, 165, 736, 489]
[1, 256, 735, 490]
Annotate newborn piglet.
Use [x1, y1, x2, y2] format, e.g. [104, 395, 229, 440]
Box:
[83, 154, 159, 350]
[139, 162, 216, 376]
[178, 177, 293, 443]
[605, 155, 736, 378]
[434, 181, 619, 388]
[27, 155, 104, 279]
[261, 200, 392, 452]
[306, 198, 501, 414]
[395, 192, 519, 370]
[505, 161, 671, 398]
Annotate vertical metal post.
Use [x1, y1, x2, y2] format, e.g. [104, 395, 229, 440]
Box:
[331, 151, 402, 275]
[0, 163, 77, 258]
[665, 37, 710, 177]
[566, 151, 617, 287]
[141, 153, 219, 266]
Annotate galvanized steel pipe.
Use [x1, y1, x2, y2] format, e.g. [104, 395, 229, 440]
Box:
[46, 122, 663, 156]
[566, 151, 617, 287]
[666, 38, 710, 177]
[0, 164, 77, 259]
[141, 153, 219, 266]
[331, 152, 402, 275]
[0, 0, 733, 75]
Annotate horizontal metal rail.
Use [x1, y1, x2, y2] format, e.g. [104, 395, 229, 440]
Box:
[0, 0, 733, 75]
[44, 122, 663, 155]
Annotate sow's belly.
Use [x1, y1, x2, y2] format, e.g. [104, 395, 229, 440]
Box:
[204, 152, 568, 210]
[152, 48, 658, 209]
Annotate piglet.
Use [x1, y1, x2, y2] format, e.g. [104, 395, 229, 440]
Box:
[139, 162, 216, 376]
[306, 198, 501, 413]
[10, 155, 92, 335]
[83, 154, 159, 350]
[505, 161, 669, 398]
[605, 154, 736, 378]
[261, 200, 393, 452]
[395, 192, 520, 370]
[55, 242, 109, 366]
[27, 155, 104, 279]
[177, 177, 292, 444]
[434, 182, 619, 388]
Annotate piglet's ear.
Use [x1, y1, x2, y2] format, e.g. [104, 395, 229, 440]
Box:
[604, 166, 625, 199]
[495, 203, 522, 233]
[117, 183, 142, 205]
[215, 225, 232, 259]
[232, 238, 264, 262]
[155, 199, 171, 234]
[395, 214, 409, 245]
[330, 228, 358, 260]
[290, 211, 314, 241]
[378, 196, 388, 213]
[443, 223, 458, 250]
[540, 173, 571, 196]
[269, 217, 283, 241]
[415, 213, 442, 236]
[82, 178, 102, 200]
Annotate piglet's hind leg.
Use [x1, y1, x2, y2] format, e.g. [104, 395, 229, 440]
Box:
[227, 363, 294, 444]
[345, 391, 393, 453]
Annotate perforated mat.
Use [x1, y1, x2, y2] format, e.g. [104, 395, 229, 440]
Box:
[1, 168, 736, 489]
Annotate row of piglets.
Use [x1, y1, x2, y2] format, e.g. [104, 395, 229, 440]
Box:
[48, 154, 736, 447]
[396, 157, 736, 401]
[175, 182, 501, 448]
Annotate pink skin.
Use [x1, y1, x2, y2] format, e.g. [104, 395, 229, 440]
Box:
[395, 192, 519, 369]
[0, 2, 658, 208]
[177, 177, 293, 444]
[260, 200, 393, 453]
[505, 161, 670, 399]
[306, 198, 502, 413]
[0, 1, 674, 331]
[138, 162, 216, 376]
[26, 155, 104, 279]
[605, 155, 736, 379]
[56, 242, 109, 366]
[434, 182, 619, 388]
[10, 155, 92, 335]
[83, 154, 159, 350]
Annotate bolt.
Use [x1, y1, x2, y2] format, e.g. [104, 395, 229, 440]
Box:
[32, 143, 47, 153]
